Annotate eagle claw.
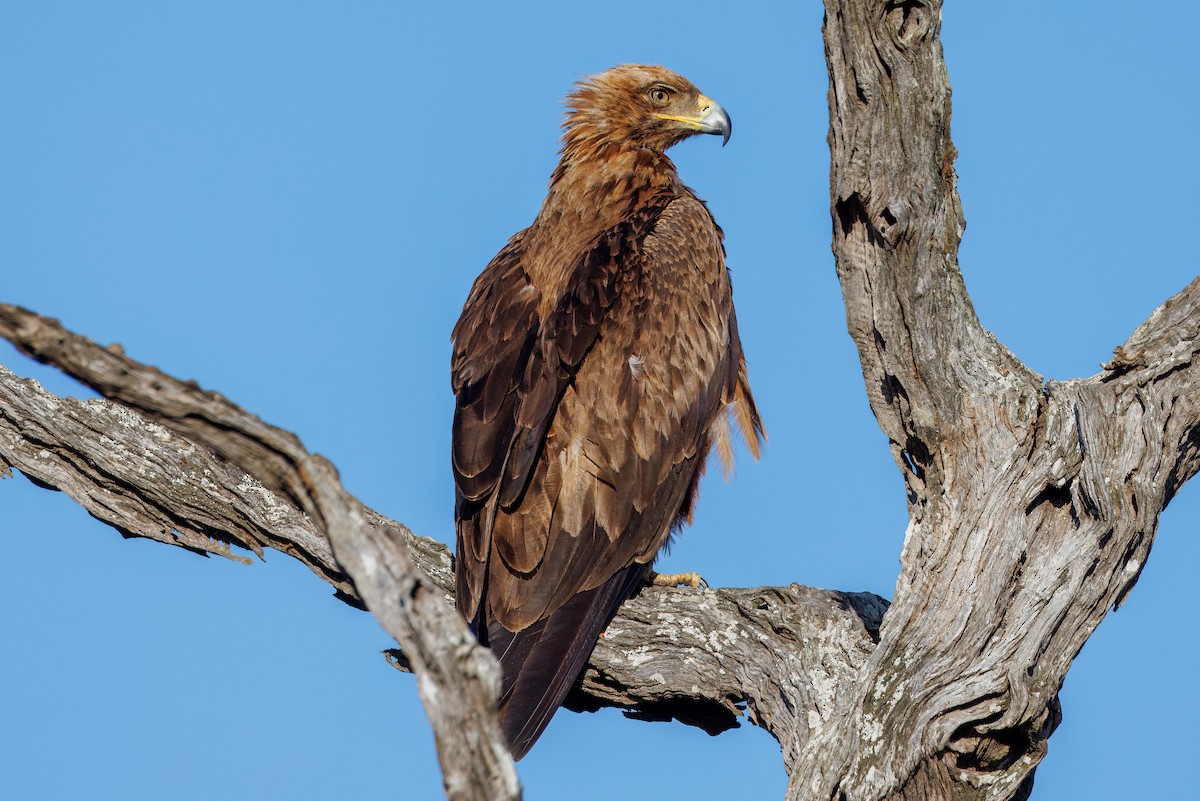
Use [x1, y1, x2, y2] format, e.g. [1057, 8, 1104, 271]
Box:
[649, 570, 708, 589]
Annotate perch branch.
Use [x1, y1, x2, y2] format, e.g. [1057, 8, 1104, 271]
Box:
[0, 320, 887, 769]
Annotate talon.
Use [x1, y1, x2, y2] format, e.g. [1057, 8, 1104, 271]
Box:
[649, 570, 708, 589]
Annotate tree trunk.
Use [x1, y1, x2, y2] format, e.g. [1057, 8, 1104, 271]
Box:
[800, 1, 1200, 798]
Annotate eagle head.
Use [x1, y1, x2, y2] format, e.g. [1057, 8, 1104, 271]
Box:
[563, 64, 731, 153]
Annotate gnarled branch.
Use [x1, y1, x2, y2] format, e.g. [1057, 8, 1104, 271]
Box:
[0, 305, 887, 796]
[800, 2, 1200, 799]
[301, 454, 520, 801]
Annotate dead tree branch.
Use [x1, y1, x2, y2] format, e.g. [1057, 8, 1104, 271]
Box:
[0, 362, 347, 584]
[301, 454, 520, 801]
[0, 306, 886, 794]
[801, 2, 1200, 799]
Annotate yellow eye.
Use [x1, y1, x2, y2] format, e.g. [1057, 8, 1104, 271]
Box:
[648, 87, 672, 106]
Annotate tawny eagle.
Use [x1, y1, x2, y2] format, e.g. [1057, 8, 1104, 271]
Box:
[451, 64, 762, 759]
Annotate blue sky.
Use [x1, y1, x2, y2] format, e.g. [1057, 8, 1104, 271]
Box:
[2, 2, 1196, 799]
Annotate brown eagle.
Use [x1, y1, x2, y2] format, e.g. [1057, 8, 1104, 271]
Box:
[451, 64, 762, 759]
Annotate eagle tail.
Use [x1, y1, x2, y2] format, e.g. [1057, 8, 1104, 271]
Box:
[488, 564, 649, 760]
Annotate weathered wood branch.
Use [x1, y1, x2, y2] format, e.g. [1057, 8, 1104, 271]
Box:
[0, 362, 352, 587]
[0, 348, 520, 798]
[0, 303, 458, 598]
[806, 2, 1200, 800]
[571, 584, 888, 774]
[0, 309, 887, 790]
[301, 454, 520, 801]
[0, 302, 325, 510]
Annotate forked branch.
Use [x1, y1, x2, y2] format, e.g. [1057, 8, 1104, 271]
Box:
[802, 2, 1200, 799]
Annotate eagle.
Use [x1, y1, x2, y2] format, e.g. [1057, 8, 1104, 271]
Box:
[451, 64, 763, 759]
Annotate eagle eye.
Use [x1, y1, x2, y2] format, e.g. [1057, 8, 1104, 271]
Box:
[647, 86, 673, 107]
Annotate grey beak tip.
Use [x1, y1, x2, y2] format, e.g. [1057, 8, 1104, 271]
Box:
[699, 102, 732, 147]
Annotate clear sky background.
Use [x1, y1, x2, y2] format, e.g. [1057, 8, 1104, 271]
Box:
[2, 2, 1196, 799]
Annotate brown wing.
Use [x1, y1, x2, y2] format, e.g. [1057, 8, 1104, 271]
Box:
[485, 195, 745, 628]
[451, 231, 536, 504]
[451, 230, 540, 619]
[451, 196, 674, 622]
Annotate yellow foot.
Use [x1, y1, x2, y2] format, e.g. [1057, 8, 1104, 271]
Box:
[649, 570, 708, 589]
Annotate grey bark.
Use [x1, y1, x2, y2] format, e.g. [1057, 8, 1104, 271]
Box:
[302, 454, 521, 801]
[802, 1, 1200, 799]
[0, 306, 887, 797]
[2, 2, 1198, 798]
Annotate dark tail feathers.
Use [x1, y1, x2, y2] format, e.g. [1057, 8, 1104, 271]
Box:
[486, 564, 648, 760]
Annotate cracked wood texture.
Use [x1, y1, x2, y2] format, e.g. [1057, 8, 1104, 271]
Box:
[806, 1, 1200, 800]
[0, 361, 517, 801]
[0, 304, 887, 798]
[301, 455, 520, 801]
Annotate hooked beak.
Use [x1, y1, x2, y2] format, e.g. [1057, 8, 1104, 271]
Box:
[695, 96, 732, 146]
[655, 94, 733, 146]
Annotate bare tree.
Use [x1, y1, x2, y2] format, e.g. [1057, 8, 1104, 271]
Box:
[2, 2, 1197, 799]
